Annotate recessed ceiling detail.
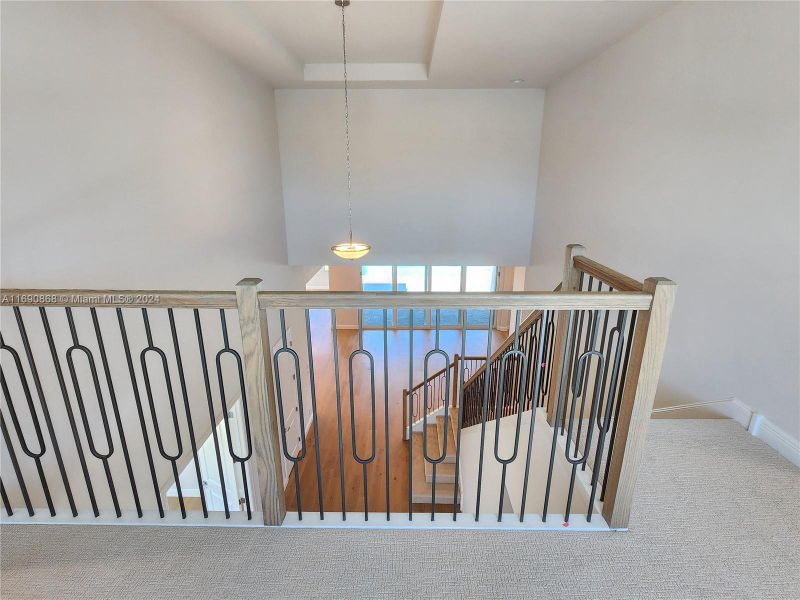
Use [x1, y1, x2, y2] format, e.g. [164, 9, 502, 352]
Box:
[159, 1, 673, 89]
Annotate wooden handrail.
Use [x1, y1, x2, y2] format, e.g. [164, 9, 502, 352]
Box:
[0, 289, 237, 308]
[573, 256, 643, 292]
[407, 354, 487, 394]
[257, 291, 651, 310]
[462, 283, 561, 389]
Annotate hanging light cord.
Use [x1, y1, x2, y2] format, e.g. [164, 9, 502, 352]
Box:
[340, 1, 353, 244]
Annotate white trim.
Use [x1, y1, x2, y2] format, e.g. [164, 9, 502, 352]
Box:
[713, 398, 799, 467]
[281, 512, 615, 531]
[747, 413, 800, 467]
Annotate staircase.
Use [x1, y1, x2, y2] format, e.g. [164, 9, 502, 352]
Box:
[410, 408, 460, 505]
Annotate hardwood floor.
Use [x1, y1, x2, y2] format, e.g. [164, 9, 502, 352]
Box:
[283, 311, 503, 515]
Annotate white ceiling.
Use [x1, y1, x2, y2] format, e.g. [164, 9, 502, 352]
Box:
[159, 1, 674, 89]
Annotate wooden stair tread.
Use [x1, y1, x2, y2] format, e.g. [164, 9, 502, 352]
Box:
[411, 431, 460, 504]
[436, 414, 457, 464]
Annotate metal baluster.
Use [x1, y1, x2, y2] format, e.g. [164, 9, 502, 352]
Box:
[65, 308, 120, 518]
[91, 308, 141, 517]
[216, 310, 254, 520]
[348, 310, 376, 520]
[305, 309, 325, 519]
[167, 309, 207, 518]
[562, 275, 588, 434]
[14, 307, 76, 516]
[423, 310, 450, 520]
[330, 310, 347, 519]
[407, 310, 414, 521]
[383, 309, 390, 521]
[495, 311, 526, 521]
[563, 347, 606, 523]
[140, 308, 184, 518]
[519, 311, 550, 521]
[117, 309, 163, 518]
[588, 310, 630, 520]
[452, 309, 468, 521]
[0, 333, 54, 516]
[193, 310, 229, 517]
[41, 307, 99, 517]
[542, 310, 575, 522]
[0, 413, 32, 515]
[1, 478, 12, 516]
[474, 310, 494, 521]
[601, 311, 638, 501]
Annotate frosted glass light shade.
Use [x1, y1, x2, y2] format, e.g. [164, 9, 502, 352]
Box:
[331, 241, 371, 260]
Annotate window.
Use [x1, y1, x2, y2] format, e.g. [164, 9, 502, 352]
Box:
[464, 266, 497, 326]
[396, 266, 426, 327]
[361, 266, 393, 326]
[430, 266, 462, 326]
[359, 265, 498, 329]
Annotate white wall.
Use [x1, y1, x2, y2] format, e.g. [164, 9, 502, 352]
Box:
[0, 2, 316, 513]
[528, 3, 799, 437]
[276, 89, 544, 266]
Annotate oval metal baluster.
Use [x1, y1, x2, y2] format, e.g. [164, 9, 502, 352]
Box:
[13, 307, 75, 516]
[305, 309, 325, 519]
[139, 308, 184, 518]
[91, 308, 141, 517]
[494, 312, 527, 521]
[601, 311, 638, 501]
[0, 412, 33, 515]
[192, 309, 229, 518]
[587, 310, 630, 520]
[65, 308, 120, 518]
[348, 310, 376, 520]
[216, 309, 254, 520]
[117, 309, 163, 518]
[272, 309, 305, 520]
[0, 332, 53, 515]
[40, 307, 98, 517]
[167, 309, 207, 518]
[423, 310, 451, 520]
[563, 349, 606, 523]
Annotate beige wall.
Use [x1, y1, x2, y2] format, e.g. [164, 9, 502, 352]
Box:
[0, 2, 317, 512]
[276, 89, 545, 266]
[528, 2, 799, 436]
[327, 265, 361, 328]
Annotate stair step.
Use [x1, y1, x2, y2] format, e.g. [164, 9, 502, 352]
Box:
[411, 431, 460, 505]
[437, 414, 456, 464]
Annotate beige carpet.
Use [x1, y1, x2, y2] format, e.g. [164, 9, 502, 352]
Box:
[1, 420, 798, 599]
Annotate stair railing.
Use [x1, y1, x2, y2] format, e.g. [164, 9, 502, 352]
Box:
[0, 244, 674, 529]
[402, 354, 486, 440]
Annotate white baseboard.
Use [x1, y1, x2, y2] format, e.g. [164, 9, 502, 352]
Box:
[718, 398, 799, 467]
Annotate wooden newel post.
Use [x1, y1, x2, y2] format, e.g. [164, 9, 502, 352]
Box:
[451, 354, 460, 408]
[235, 278, 286, 526]
[602, 277, 676, 529]
[546, 244, 585, 426]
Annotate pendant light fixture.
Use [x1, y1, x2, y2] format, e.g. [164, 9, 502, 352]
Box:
[331, 0, 371, 260]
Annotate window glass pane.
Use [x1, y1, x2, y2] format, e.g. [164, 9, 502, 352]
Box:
[431, 266, 462, 326]
[396, 266, 426, 326]
[361, 266, 393, 291]
[465, 266, 497, 326]
[361, 266, 393, 326]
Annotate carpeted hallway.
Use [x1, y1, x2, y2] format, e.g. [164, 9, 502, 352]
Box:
[1, 419, 798, 599]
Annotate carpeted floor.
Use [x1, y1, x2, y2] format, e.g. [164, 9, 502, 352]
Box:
[1, 420, 798, 599]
